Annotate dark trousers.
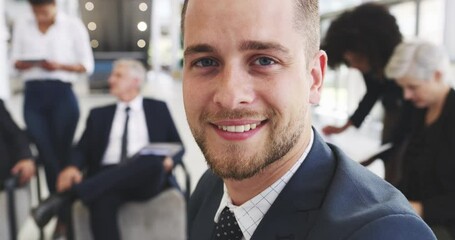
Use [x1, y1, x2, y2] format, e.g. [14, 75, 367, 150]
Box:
[24, 80, 79, 193]
[74, 155, 166, 240]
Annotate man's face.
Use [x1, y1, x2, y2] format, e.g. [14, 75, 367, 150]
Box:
[31, 3, 56, 25]
[182, 0, 325, 180]
[108, 65, 137, 99]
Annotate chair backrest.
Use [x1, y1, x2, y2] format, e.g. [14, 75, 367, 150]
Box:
[72, 188, 186, 240]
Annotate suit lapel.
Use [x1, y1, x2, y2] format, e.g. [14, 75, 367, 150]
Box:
[142, 99, 155, 141]
[190, 175, 224, 240]
[251, 132, 336, 240]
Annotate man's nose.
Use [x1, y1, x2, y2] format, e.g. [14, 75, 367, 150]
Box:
[213, 65, 255, 109]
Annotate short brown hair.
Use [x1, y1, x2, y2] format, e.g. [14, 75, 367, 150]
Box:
[28, 0, 55, 5]
[294, 0, 320, 58]
[181, 0, 320, 59]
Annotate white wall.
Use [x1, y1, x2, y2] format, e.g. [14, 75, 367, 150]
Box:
[444, 0, 455, 61]
[0, 0, 10, 100]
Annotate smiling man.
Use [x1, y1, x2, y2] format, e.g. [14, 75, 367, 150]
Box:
[182, 0, 435, 239]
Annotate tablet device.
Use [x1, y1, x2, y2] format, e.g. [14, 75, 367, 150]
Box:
[19, 59, 45, 66]
[138, 142, 183, 157]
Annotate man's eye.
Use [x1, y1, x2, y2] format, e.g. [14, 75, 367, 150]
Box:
[254, 57, 276, 66]
[194, 58, 218, 67]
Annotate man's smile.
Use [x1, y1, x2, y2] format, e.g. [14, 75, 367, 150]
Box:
[216, 122, 261, 133]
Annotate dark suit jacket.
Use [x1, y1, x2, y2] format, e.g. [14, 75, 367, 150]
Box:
[0, 99, 33, 184]
[189, 131, 435, 240]
[70, 98, 184, 183]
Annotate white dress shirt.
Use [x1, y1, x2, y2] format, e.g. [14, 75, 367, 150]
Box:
[101, 96, 149, 165]
[10, 11, 94, 82]
[214, 130, 315, 240]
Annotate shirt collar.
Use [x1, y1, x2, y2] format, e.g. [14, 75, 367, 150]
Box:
[117, 95, 143, 112]
[214, 129, 314, 239]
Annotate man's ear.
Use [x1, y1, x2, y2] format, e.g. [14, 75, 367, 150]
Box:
[309, 50, 327, 105]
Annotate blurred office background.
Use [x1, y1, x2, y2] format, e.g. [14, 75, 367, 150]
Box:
[1, 0, 455, 239]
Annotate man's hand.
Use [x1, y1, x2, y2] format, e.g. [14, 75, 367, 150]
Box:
[41, 60, 86, 73]
[14, 61, 35, 70]
[41, 60, 61, 71]
[11, 159, 36, 185]
[322, 120, 353, 136]
[57, 166, 83, 192]
[409, 200, 424, 217]
[163, 157, 174, 172]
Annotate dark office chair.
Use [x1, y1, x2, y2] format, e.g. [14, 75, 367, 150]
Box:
[71, 160, 190, 240]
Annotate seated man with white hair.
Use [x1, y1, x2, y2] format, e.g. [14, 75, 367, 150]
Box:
[385, 40, 455, 240]
[31, 59, 185, 240]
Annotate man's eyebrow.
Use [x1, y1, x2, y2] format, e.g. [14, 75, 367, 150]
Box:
[184, 44, 216, 57]
[239, 40, 289, 54]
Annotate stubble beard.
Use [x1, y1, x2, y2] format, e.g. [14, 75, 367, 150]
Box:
[191, 109, 305, 180]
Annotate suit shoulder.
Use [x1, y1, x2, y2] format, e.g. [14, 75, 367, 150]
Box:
[89, 104, 116, 114]
[313, 145, 433, 238]
[143, 98, 170, 112]
[0, 99, 6, 113]
[348, 214, 435, 240]
[329, 147, 411, 214]
[143, 98, 166, 106]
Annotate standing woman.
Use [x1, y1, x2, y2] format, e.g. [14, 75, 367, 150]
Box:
[10, 0, 93, 236]
[321, 3, 414, 185]
[321, 3, 412, 146]
[385, 40, 455, 240]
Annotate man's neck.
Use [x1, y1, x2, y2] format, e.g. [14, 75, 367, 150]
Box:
[119, 92, 140, 103]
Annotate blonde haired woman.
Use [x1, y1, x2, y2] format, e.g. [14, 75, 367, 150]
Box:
[385, 40, 455, 240]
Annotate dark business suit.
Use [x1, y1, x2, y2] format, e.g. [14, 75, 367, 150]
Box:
[0, 99, 33, 185]
[189, 131, 435, 240]
[69, 98, 184, 240]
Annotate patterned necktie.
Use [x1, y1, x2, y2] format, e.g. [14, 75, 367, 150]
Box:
[120, 106, 130, 162]
[214, 207, 243, 240]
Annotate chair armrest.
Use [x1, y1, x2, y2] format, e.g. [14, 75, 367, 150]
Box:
[360, 143, 394, 167]
[3, 174, 20, 191]
[174, 161, 191, 203]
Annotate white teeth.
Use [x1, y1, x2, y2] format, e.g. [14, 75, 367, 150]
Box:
[218, 123, 260, 133]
